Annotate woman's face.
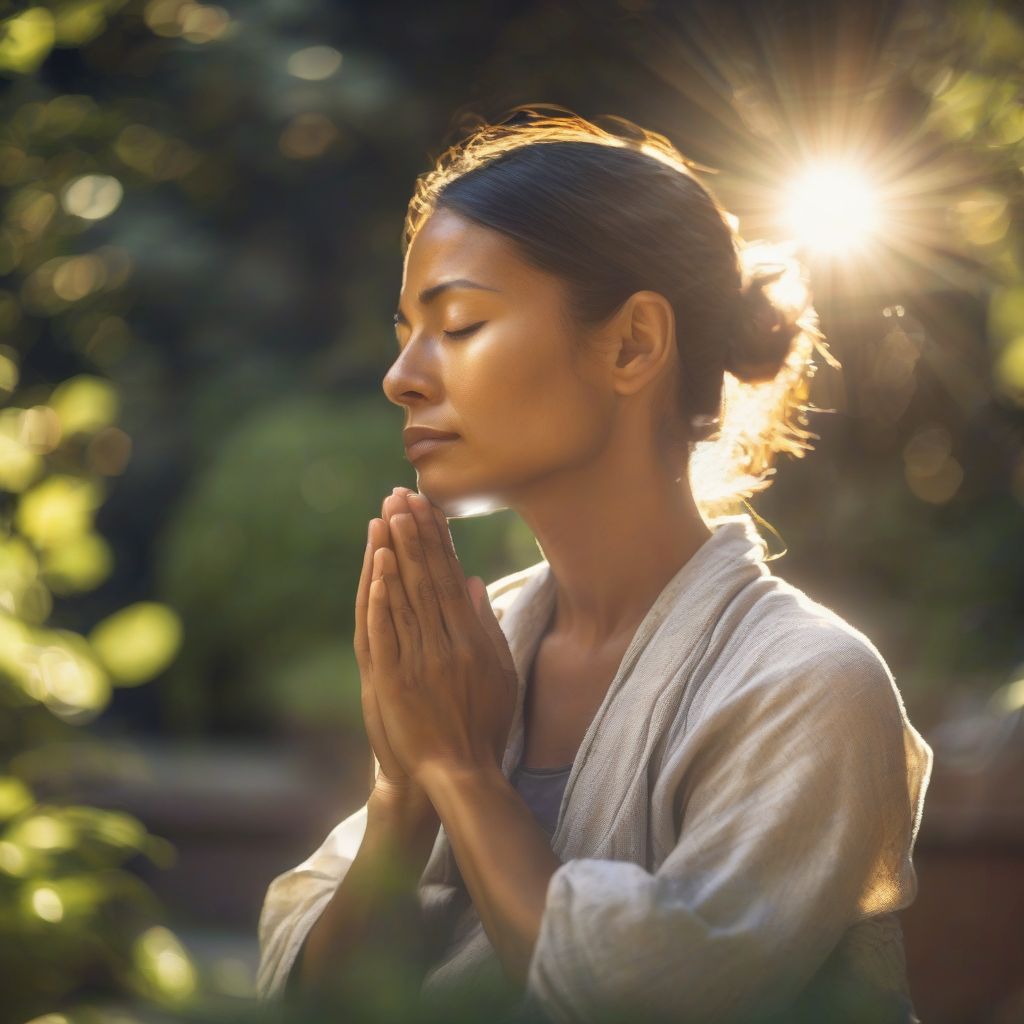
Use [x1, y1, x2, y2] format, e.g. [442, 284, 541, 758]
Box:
[384, 206, 619, 517]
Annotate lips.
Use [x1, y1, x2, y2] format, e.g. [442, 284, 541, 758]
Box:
[405, 436, 458, 462]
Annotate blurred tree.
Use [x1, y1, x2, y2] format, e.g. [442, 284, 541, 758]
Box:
[0, 2, 196, 1020]
[0, 0, 1022, 1017]
[747, 0, 1024, 711]
[156, 392, 536, 736]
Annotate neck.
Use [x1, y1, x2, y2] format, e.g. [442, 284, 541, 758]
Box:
[513, 449, 712, 648]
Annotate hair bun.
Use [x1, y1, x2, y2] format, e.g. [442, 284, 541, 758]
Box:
[728, 255, 807, 384]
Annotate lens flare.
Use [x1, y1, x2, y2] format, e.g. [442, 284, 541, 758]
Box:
[782, 163, 880, 255]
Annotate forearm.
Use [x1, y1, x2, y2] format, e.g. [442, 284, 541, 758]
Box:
[417, 761, 562, 988]
[288, 810, 439, 1000]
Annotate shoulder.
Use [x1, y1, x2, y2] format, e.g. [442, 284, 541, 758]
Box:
[716, 572, 907, 725]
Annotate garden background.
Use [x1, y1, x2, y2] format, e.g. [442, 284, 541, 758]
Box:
[1, 0, 1022, 1021]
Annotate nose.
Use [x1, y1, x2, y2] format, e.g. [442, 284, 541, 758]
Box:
[382, 337, 440, 409]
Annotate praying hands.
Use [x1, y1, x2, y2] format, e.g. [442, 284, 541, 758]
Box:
[356, 486, 520, 788]
[353, 486, 563, 988]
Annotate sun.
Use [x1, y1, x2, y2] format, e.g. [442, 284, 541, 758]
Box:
[781, 162, 881, 256]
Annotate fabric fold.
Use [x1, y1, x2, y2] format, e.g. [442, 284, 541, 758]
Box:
[255, 512, 933, 1024]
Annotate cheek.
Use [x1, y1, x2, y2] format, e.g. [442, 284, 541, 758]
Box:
[452, 328, 605, 460]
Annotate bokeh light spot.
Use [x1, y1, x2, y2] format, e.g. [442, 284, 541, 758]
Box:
[62, 173, 123, 221]
[134, 925, 197, 1000]
[0, 840, 29, 876]
[288, 46, 343, 81]
[279, 112, 339, 160]
[29, 885, 64, 922]
[994, 334, 1024, 401]
[89, 601, 183, 686]
[903, 424, 964, 504]
[15, 475, 102, 549]
[49, 374, 119, 436]
[17, 814, 74, 851]
[0, 776, 33, 820]
[0, 408, 43, 491]
[954, 189, 1010, 247]
[0, 9, 55, 75]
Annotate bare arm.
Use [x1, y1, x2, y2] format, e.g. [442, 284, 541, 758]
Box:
[287, 786, 440, 1001]
[416, 760, 563, 988]
[285, 491, 443, 1001]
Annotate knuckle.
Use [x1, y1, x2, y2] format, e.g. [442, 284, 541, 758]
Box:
[417, 577, 437, 603]
[439, 574, 463, 600]
[430, 633, 451, 659]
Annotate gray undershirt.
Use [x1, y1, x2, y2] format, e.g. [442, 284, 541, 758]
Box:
[510, 761, 573, 839]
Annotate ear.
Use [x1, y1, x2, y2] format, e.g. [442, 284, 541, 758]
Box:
[610, 290, 676, 396]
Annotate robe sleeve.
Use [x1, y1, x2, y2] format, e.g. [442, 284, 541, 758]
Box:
[524, 645, 933, 1024]
[255, 802, 368, 1000]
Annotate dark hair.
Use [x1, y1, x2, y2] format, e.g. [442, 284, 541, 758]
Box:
[403, 105, 838, 514]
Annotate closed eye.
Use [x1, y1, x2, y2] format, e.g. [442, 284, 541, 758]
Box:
[444, 321, 486, 339]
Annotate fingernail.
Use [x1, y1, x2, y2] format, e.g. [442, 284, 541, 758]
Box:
[408, 492, 428, 511]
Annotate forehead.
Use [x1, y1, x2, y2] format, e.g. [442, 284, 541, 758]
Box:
[401, 207, 536, 295]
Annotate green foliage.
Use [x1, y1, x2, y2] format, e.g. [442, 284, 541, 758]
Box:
[905, 0, 1024, 401]
[0, 481, 193, 1003]
[0, 592, 192, 1022]
[0, 3, 195, 1019]
[156, 392, 536, 734]
[0, 3, 131, 77]
[0, 0, 1021, 1019]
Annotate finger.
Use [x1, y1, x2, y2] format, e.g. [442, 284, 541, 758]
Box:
[379, 495, 399, 561]
[388, 511, 448, 646]
[407, 493, 474, 633]
[360, 511, 407, 780]
[393, 487, 472, 617]
[470, 575, 517, 676]
[361, 677, 396, 781]
[466, 575, 485, 617]
[354, 519, 378, 670]
[367, 556, 399, 669]
[421, 498, 468, 592]
[368, 748, 378, 793]
[395, 487, 460, 577]
[375, 545, 422, 666]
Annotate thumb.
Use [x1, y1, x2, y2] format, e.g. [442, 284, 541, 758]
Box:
[467, 576, 490, 619]
[468, 576, 503, 637]
[468, 576, 516, 670]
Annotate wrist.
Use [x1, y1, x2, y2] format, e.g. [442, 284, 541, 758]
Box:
[414, 758, 506, 801]
[367, 780, 439, 847]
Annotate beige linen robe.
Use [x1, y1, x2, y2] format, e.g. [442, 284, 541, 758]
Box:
[256, 512, 933, 1023]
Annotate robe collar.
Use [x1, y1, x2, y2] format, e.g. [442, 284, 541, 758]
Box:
[495, 513, 773, 812]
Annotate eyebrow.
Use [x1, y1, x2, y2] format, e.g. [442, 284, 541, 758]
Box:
[393, 278, 500, 326]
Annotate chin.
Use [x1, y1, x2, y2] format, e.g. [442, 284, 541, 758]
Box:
[416, 478, 510, 519]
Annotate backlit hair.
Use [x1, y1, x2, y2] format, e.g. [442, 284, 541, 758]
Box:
[403, 104, 839, 520]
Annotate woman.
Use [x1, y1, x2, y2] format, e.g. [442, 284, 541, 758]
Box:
[256, 106, 933, 1024]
